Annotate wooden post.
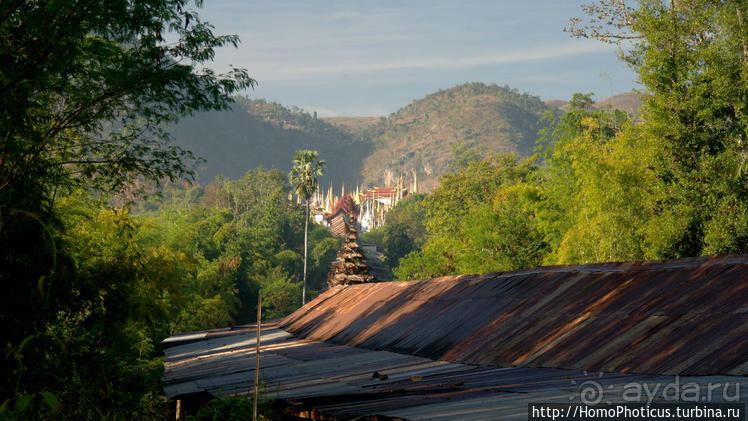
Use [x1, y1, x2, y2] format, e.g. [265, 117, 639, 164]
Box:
[253, 293, 262, 421]
[175, 399, 182, 420]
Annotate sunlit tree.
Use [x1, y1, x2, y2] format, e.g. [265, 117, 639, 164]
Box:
[568, 0, 748, 257]
[289, 150, 326, 304]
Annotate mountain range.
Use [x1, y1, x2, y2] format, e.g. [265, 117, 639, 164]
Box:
[169, 98, 371, 188]
[169, 84, 642, 191]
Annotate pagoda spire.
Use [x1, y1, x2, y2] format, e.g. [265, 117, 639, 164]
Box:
[326, 180, 334, 213]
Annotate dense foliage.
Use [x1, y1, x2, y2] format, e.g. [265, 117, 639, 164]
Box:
[360, 193, 427, 275]
[1, 169, 337, 420]
[394, 154, 550, 279]
[0, 1, 337, 419]
[0, 0, 253, 205]
[392, 1, 748, 280]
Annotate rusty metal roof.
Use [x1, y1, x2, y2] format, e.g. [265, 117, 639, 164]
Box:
[162, 324, 747, 420]
[162, 255, 747, 419]
[281, 255, 748, 376]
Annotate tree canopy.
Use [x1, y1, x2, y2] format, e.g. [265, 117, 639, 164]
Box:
[0, 0, 254, 214]
[567, 0, 748, 256]
[289, 150, 326, 201]
[391, 1, 748, 281]
[0, 1, 262, 418]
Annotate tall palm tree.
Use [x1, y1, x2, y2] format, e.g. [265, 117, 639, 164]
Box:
[289, 150, 326, 304]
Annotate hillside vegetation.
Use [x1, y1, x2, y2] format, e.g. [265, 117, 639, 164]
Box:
[170, 98, 372, 186]
[358, 83, 554, 190]
[321, 116, 381, 131]
[170, 86, 642, 193]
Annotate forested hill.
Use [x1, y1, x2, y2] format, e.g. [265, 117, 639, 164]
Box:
[357, 82, 555, 190]
[169, 98, 372, 186]
[170, 86, 640, 192]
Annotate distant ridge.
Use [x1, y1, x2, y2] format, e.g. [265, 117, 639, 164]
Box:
[543, 99, 568, 109]
[169, 98, 371, 186]
[544, 92, 643, 117]
[322, 116, 380, 131]
[167, 87, 642, 190]
[358, 82, 553, 191]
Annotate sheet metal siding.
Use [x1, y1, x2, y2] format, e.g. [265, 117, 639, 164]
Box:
[281, 255, 748, 376]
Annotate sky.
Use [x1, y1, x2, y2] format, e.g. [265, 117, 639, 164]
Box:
[196, 0, 639, 117]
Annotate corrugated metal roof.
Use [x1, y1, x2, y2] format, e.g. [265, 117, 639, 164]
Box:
[162, 324, 746, 420]
[163, 255, 747, 419]
[281, 255, 748, 376]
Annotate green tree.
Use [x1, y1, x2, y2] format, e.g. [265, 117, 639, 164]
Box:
[569, 0, 748, 257]
[0, 0, 254, 213]
[536, 93, 645, 264]
[259, 266, 302, 320]
[26, 193, 199, 419]
[361, 193, 427, 273]
[308, 234, 340, 292]
[135, 167, 337, 324]
[0, 1, 255, 412]
[0, 0, 253, 401]
[546, 112, 652, 263]
[448, 141, 484, 173]
[288, 150, 326, 304]
[394, 155, 544, 280]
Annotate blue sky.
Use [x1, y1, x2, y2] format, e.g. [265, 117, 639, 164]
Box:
[197, 0, 638, 116]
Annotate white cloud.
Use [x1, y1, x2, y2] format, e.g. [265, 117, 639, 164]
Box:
[252, 42, 616, 81]
[195, 1, 637, 115]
